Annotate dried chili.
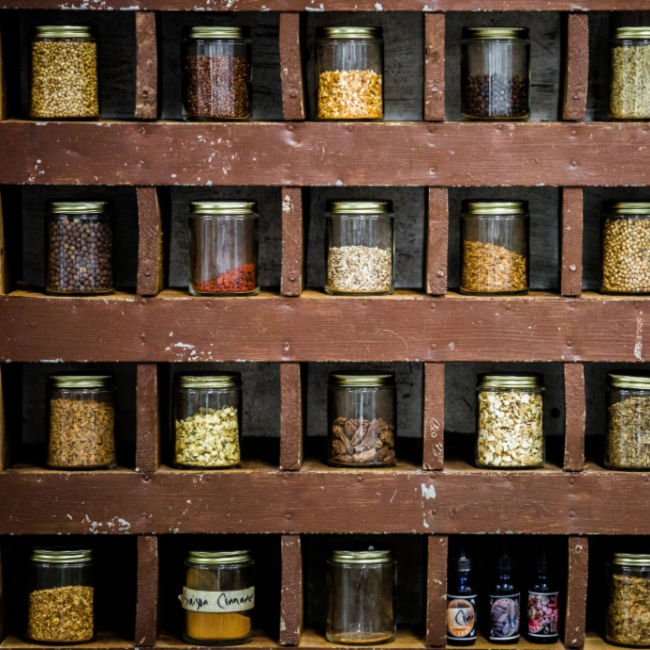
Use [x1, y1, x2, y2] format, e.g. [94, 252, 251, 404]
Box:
[193, 262, 256, 294]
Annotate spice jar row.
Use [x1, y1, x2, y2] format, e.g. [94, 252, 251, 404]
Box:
[25, 24, 650, 121]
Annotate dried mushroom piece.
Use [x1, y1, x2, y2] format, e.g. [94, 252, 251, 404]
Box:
[329, 417, 395, 466]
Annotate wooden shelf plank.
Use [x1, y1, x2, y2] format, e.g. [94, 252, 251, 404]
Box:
[426, 535, 447, 647]
[561, 188, 583, 298]
[3, 122, 650, 187]
[136, 188, 164, 297]
[280, 363, 303, 471]
[280, 535, 303, 646]
[563, 363, 586, 472]
[0, 634, 133, 649]
[281, 187, 304, 297]
[136, 363, 160, 474]
[426, 188, 448, 296]
[565, 537, 588, 648]
[562, 14, 589, 122]
[422, 363, 444, 470]
[135, 12, 158, 121]
[0, 366, 7, 472]
[135, 535, 159, 647]
[0, 191, 8, 295]
[279, 14, 305, 121]
[424, 14, 445, 122]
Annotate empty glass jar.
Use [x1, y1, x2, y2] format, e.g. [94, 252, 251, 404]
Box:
[189, 201, 259, 296]
[460, 200, 529, 295]
[317, 26, 383, 120]
[325, 201, 394, 295]
[327, 549, 396, 645]
[461, 27, 530, 120]
[609, 27, 650, 120]
[182, 26, 251, 120]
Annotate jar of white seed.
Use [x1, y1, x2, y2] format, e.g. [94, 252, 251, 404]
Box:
[476, 374, 544, 469]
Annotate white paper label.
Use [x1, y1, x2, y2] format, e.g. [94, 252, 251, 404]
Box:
[181, 587, 255, 613]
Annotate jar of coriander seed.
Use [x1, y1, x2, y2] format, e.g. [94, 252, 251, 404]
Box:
[609, 27, 650, 120]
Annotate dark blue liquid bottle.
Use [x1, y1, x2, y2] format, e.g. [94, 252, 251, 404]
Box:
[527, 553, 559, 644]
[447, 551, 477, 645]
[489, 553, 520, 644]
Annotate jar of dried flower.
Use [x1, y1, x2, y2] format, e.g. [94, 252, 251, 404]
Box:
[609, 27, 650, 120]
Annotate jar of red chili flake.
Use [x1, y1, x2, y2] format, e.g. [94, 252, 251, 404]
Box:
[189, 201, 259, 296]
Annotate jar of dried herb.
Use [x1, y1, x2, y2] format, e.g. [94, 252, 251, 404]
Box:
[460, 201, 529, 295]
[317, 26, 383, 120]
[30, 26, 99, 119]
[328, 373, 396, 467]
[325, 201, 394, 295]
[48, 375, 116, 469]
[609, 27, 650, 120]
[181, 550, 254, 645]
[476, 374, 544, 469]
[174, 374, 242, 468]
[461, 27, 530, 120]
[189, 201, 259, 296]
[27, 548, 94, 644]
[182, 26, 251, 121]
[607, 553, 650, 646]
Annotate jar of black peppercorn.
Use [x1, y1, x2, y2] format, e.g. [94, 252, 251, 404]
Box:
[45, 201, 114, 295]
[461, 27, 530, 120]
[182, 26, 251, 121]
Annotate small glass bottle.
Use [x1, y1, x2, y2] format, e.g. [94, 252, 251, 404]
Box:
[605, 374, 650, 470]
[317, 26, 383, 120]
[609, 27, 650, 120]
[607, 553, 650, 647]
[189, 201, 259, 296]
[325, 201, 394, 295]
[526, 553, 559, 644]
[182, 26, 251, 121]
[447, 550, 477, 646]
[476, 374, 544, 469]
[326, 549, 395, 645]
[328, 373, 396, 467]
[460, 201, 529, 295]
[461, 27, 530, 120]
[27, 548, 94, 644]
[181, 550, 255, 645]
[48, 375, 116, 469]
[30, 26, 99, 119]
[601, 202, 650, 294]
[46, 201, 114, 296]
[174, 374, 242, 468]
[490, 552, 520, 644]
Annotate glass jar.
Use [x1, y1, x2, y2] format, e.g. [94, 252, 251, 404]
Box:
[327, 549, 396, 645]
[607, 553, 650, 647]
[325, 201, 394, 295]
[328, 373, 396, 467]
[605, 374, 650, 470]
[189, 201, 259, 296]
[461, 27, 530, 120]
[27, 548, 94, 644]
[609, 27, 650, 120]
[476, 374, 544, 469]
[601, 202, 650, 294]
[174, 374, 242, 468]
[317, 26, 383, 120]
[182, 26, 251, 121]
[45, 201, 114, 296]
[30, 26, 99, 119]
[48, 375, 115, 469]
[181, 550, 255, 645]
[460, 200, 529, 295]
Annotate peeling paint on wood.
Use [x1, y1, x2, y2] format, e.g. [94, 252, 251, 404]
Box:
[562, 14, 589, 121]
[565, 537, 588, 648]
[564, 363, 586, 472]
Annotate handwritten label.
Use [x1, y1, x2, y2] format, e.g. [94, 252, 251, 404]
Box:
[447, 594, 477, 641]
[181, 587, 255, 613]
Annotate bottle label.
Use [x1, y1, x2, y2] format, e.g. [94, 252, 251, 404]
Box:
[447, 594, 477, 640]
[181, 587, 255, 613]
[489, 593, 520, 641]
[528, 591, 559, 637]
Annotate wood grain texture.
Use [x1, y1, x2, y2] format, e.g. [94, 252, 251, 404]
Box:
[426, 188, 448, 295]
[136, 364, 160, 474]
[0, 366, 7, 472]
[562, 14, 589, 121]
[280, 535, 303, 646]
[425, 535, 447, 647]
[422, 363, 444, 470]
[279, 14, 305, 121]
[137, 187, 163, 297]
[280, 363, 303, 471]
[0, 192, 7, 295]
[281, 187, 304, 297]
[564, 363, 586, 472]
[424, 14, 445, 121]
[561, 188, 583, 297]
[135, 535, 159, 647]
[135, 13, 157, 120]
[565, 537, 588, 648]
[0, 31, 6, 121]
[4, 122, 650, 187]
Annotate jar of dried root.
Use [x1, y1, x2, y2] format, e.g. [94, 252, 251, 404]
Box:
[174, 374, 242, 468]
[609, 27, 650, 120]
[476, 374, 544, 469]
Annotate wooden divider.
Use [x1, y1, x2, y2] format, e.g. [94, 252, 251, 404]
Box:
[135, 12, 158, 120]
[281, 187, 304, 297]
[137, 187, 164, 297]
[564, 363, 586, 472]
[426, 535, 448, 647]
[280, 363, 303, 471]
[565, 536, 589, 648]
[426, 188, 449, 295]
[279, 14, 306, 121]
[0, 191, 8, 295]
[424, 14, 445, 121]
[423, 363, 445, 470]
[136, 364, 160, 474]
[135, 535, 159, 647]
[0, 366, 6, 472]
[280, 535, 303, 646]
[561, 188, 584, 297]
[562, 15, 589, 121]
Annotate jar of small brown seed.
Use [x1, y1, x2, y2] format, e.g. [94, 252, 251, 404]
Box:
[609, 27, 650, 120]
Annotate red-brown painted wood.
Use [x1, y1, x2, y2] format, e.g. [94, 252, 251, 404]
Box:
[565, 537, 588, 648]
[0, 192, 8, 295]
[135, 13, 158, 121]
[4, 122, 650, 187]
[564, 363, 586, 472]
[136, 364, 160, 474]
[281, 188, 304, 297]
[561, 188, 583, 297]
[562, 15, 589, 122]
[280, 535, 303, 646]
[426, 188, 448, 295]
[0, 366, 7, 472]
[279, 14, 305, 121]
[135, 535, 159, 647]
[137, 188, 164, 297]
[423, 363, 444, 470]
[0, 31, 6, 121]
[426, 535, 447, 647]
[1, 634, 133, 649]
[280, 363, 303, 471]
[424, 14, 445, 122]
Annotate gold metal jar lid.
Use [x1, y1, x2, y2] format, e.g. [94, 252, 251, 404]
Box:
[463, 27, 529, 40]
[478, 374, 543, 389]
[331, 549, 392, 564]
[187, 26, 248, 39]
[177, 374, 240, 389]
[187, 550, 253, 565]
[50, 375, 111, 388]
[31, 548, 93, 563]
[607, 202, 650, 215]
[50, 201, 107, 215]
[330, 373, 394, 387]
[35, 25, 93, 39]
[328, 200, 393, 215]
[319, 26, 382, 40]
[613, 27, 650, 41]
[608, 374, 650, 390]
[463, 200, 528, 216]
[190, 201, 257, 215]
[612, 553, 650, 567]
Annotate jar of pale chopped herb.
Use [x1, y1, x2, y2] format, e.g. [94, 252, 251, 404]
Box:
[609, 27, 650, 120]
[174, 374, 242, 468]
